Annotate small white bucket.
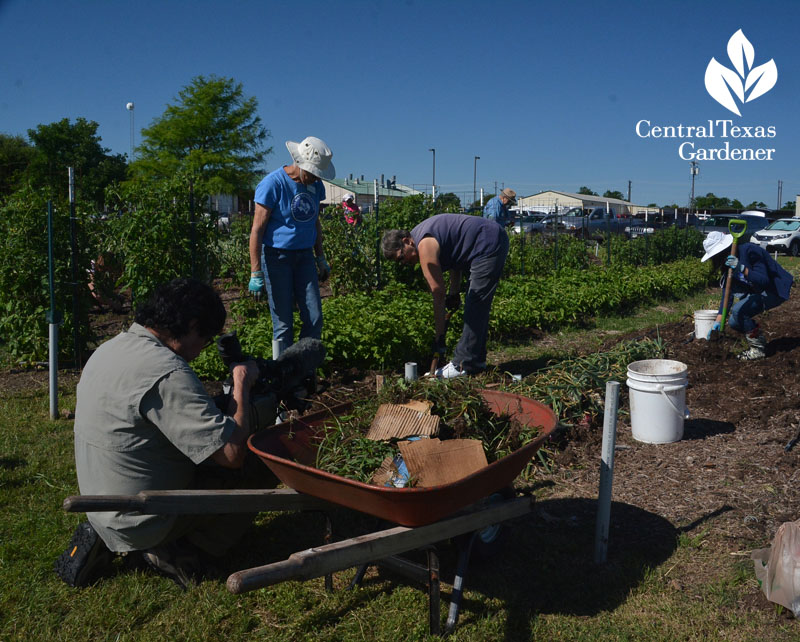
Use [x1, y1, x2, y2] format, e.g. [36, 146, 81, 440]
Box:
[694, 309, 718, 340]
[626, 359, 689, 444]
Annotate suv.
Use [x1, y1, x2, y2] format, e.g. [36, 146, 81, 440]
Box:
[751, 218, 800, 256]
[698, 213, 771, 243]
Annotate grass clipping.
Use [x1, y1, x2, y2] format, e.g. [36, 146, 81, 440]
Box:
[314, 378, 539, 485]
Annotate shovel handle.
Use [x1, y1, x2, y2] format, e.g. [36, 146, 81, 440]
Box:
[428, 309, 453, 377]
[719, 219, 748, 332]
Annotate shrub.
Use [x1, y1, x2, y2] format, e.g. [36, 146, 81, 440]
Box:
[0, 185, 95, 363]
[103, 174, 220, 303]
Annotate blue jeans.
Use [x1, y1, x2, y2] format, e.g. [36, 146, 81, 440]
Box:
[727, 290, 784, 334]
[261, 246, 322, 345]
[452, 233, 509, 373]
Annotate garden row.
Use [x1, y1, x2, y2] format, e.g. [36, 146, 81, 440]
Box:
[191, 257, 715, 378]
[0, 180, 708, 365]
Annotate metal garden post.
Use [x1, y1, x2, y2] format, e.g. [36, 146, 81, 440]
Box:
[68, 167, 81, 366]
[374, 179, 381, 288]
[189, 180, 196, 278]
[47, 201, 63, 419]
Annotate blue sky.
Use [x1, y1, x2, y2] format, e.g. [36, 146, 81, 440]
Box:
[1, 0, 797, 208]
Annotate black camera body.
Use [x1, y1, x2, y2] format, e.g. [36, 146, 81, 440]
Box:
[215, 333, 326, 431]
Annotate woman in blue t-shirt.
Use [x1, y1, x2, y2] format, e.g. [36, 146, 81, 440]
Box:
[248, 137, 335, 353]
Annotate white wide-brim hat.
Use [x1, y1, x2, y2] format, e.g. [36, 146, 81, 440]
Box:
[286, 136, 336, 180]
[701, 231, 733, 262]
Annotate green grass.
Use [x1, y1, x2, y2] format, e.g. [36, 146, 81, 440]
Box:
[3, 264, 800, 640]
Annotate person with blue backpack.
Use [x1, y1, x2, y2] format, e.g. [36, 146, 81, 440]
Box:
[701, 230, 793, 360]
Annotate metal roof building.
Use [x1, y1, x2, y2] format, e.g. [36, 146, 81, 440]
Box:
[517, 190, 656, 216]
[321, 175, 423, 210]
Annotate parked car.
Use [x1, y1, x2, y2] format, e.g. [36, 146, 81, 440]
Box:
[751, 218, 800, 256]
[560, 206, 628, 238]
[697, 213, 771, 242]
[511, 211, 548, 235]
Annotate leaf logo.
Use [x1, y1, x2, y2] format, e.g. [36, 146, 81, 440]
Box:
[704, 29, 777, 116]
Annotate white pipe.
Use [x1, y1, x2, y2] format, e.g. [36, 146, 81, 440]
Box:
[594, 380, 620, 564]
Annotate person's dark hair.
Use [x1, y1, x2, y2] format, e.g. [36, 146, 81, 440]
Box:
[381, 229, 409, 260]
[134, 278, 226, 339]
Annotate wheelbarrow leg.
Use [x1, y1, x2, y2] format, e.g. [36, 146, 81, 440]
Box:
[445, 532, 477, 635]
[348, 563, 369, 589]
[427, 547, 441, 637]
[324, 514, 333, 591]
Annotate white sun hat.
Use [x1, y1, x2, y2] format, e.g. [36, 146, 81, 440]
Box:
[286, 136, 336, 180]
[701, 231, 733, 262]
[342, 192, 355, 202]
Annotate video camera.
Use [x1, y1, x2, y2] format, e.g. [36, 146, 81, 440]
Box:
[215, 332, 326, 431]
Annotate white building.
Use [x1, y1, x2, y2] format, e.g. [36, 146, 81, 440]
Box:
[517, 190, 657, 216]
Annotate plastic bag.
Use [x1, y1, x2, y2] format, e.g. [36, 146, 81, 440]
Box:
[752, 519, 800, 616]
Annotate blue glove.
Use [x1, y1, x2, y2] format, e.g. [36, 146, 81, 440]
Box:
[724, 255, 739, 270]
[249, 271, 265, 299]
[316, 255, 331, 281]
[706, 321, 720, 339]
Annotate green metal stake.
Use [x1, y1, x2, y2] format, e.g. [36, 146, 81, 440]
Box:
[68, 167, 81, 367]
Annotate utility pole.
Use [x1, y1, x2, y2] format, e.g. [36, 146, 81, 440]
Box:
[627, 180, 632, 203]
[777, 180, 783, 210]
[689, 161, 699, 214]
[473, 156, 480, 207]
[126, 102, 135, 159]
[428, 148, 436, 201]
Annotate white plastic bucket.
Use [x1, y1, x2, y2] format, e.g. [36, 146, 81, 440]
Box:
[626, 359, 689, 444]
[694, 309, 718, 340]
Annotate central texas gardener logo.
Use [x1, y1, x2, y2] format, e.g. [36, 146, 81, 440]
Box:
[705, 29, 777, 117]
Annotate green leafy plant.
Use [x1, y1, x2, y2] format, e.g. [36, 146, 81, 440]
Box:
[0, 185, 94, 363]
[103, 173, 220, 303]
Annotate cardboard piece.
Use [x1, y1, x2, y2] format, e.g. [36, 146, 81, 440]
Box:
[401, 400, 433, 414]
[397, 438, 488, 487]
[366, 404, 440, 441]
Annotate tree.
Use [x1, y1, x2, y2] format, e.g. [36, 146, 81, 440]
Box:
[433, 192, 462, 213]
[131, 75, 271, 195]
[469, 194, 495, 210]
[694, 193, 733, 210]
[745, 201, 768, 210]
[784, 200, 796, 210]
[25, 118, 126, 209]
[577, 186, 598, 196]
[0, 133, 36, 200]
[603, 190, 624, 200]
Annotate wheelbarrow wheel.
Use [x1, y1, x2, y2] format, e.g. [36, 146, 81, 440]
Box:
[470, 488, 515, 560]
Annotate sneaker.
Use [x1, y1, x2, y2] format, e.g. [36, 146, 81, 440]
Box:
[738, 334, 766, 361]
[436, 361, 467, 379]
[142, 540, 206, 590]
[738, 345, 766, 360]
[54, 522, 113, 587]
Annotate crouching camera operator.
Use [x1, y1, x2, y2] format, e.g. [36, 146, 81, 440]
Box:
[56, 278, 323, 589]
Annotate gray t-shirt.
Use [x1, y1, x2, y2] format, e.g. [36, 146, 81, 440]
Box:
[74, 323, 235, 552]
[410, 214, 503, 271]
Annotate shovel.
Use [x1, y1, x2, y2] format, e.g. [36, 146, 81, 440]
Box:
[428, 309, 453, 376]
[714, 218, 747, 337]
